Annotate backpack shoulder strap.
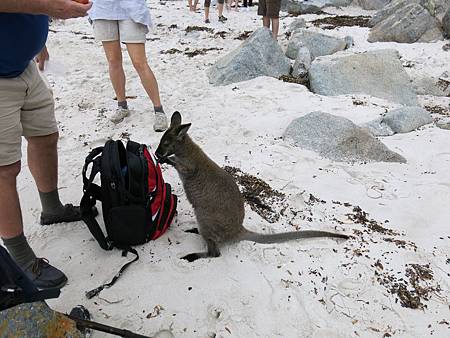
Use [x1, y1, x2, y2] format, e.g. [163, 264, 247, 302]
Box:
[80, 147, 113, 251]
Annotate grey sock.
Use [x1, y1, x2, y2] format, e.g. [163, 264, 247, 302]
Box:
[154, 106, 164, 114]
[118, 101, 128, 109]
[39, 189, 64, 215]
[2, 233, 36, 267]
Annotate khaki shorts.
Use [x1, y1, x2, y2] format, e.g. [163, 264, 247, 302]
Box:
[0, 62, 57, 166]
[258, 0, 281, 18]
[93, 19, 149, 43]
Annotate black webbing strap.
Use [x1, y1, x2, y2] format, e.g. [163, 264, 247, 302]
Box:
[85, 247, 139, 299]
[81, 148, 113, 251]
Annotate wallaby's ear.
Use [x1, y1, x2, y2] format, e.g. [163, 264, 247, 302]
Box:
[171, 111, 182, 127]
[175, 123, 191, 140]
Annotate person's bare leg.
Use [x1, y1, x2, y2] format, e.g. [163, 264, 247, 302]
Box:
[263, 16, 270, 28]
[102, 41, 126, 103]
[0, 162, 37, 270]
[126, 43, 167, 131]
[126, 43, 162, 107]
[205, 6, 210, 20]
[271, 18, 279, 40]
[27, 132, 81, 224]
[189, 0, 197, 11]
[0, 158, 67, 289]
[26, 133, 59, 193]
[0, 162, 23, 239]
[218, 3, 224, 17]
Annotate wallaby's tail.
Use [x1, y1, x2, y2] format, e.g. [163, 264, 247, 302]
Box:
[239, 228, 349, 244]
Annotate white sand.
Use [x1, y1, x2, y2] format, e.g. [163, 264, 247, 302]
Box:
[17, 2, 450, 337]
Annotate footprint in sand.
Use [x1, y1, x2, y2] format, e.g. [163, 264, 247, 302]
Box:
[335, 277, 368, 296]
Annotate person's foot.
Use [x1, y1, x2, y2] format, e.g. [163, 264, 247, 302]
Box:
[205, 18, 210, 23]
[218, 15, 228, 22]
[40, 204, 81, 225]
[153, 112, 168, 132]
[110, 107, 130, 124]
[23, 258, 68, 290]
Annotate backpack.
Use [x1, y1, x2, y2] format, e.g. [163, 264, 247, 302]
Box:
[80, 139, 177, 298]
[0, 245, 60, 311]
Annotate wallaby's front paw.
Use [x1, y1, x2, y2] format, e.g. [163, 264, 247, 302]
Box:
[181, 253, 200, 262]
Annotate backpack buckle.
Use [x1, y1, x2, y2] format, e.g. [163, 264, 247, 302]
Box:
[105, 238, 114, 250]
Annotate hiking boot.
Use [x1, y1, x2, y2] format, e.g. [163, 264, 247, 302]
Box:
[40, 204, 81, 225]
[23, 258, 68, 290]
[205, 18, 210, 23]
[153, 112, 168, 132]
[218, 15, 228, 22]
[110, 107, 130, 124]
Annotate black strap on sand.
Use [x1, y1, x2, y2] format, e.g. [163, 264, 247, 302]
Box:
[85, 247, 139, 299]
[80, 153, 113, 251]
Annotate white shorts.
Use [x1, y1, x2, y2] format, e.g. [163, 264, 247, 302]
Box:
[93, 19, 149, 43]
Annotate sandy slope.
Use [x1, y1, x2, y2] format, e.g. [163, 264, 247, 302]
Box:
[16, 2, 450, 337]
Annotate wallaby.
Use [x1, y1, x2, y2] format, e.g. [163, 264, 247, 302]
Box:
[155, 112, 348, 262]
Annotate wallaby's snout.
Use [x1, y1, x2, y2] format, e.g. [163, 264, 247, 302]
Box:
[155, 139, 173, 164]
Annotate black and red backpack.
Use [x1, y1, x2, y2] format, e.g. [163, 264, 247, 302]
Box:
[80, 139, 177, 298]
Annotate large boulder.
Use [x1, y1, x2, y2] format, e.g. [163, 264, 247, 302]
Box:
[308, 49, 418, 106]
[443, 7, 450, 37]
[369, 0, 450, 27]
[369, 0, 430, 26]
[286, 29, 347, 60]
[285, 1, 324, 14]
[207, 28, 290, 86]
[282, 0, 353, 14]
[283, 112, 406, 163]
[408, 70, 450, 97]
[368, 3, 443, 43]
[287, 18, 307, 34]
[382, 107, 433, 133]
[363, 107, 433, 136]
[352, 0, 392, 10]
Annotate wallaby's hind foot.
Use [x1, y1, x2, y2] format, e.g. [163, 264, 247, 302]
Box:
[181, 252, 213, 262]
[181, 253, 201, 262]
[181, 240, 221, 262]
